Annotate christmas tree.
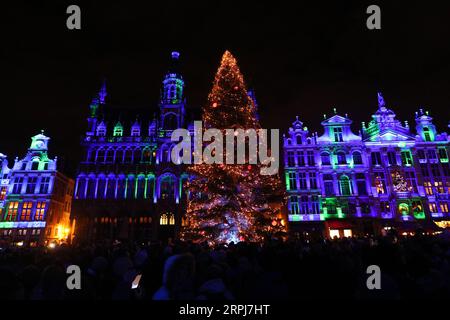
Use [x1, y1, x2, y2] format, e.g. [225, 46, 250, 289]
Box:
[181, 51, 286, 244]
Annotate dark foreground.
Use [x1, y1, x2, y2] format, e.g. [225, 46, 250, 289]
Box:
[1, 232, 450, 300]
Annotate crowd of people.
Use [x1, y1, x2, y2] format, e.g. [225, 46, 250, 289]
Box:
[0, 232, 449, 300]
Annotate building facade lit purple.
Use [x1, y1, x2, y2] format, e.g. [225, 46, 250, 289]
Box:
[283, 93, 450, 238]
[71, 52, 193, 243]
[0, 133, 74, 246]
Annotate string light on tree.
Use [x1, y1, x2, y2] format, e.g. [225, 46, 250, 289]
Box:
[181, 51, 286, 245]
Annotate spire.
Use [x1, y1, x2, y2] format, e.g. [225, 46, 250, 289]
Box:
[98, 79, 107, 104]
[161, 51, 184, 104]
[377, 92, 386, 110]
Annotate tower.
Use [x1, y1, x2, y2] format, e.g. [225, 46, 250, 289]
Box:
[415, 108, 437, 142]
[159, 51, 186, 133]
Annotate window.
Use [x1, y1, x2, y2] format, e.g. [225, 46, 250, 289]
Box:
[375, 173, 386, 194]
[26, 177, 37, 194]
[116, 178, 126, 199]
[371, 152, 382, 166]
[113, 124, 123, 137]
[296, 135, 302, 145]
[321, 152, 330, 165]
[424, 181, 433, 195]
[429, 202, 438, 213]
[105, 149, 114, 163]
[431, 164, 440, 177]
[96, 125, 106, 136]
[39, 177, 51, 194]
[300, 196, 309, 214]
[417, 150, 426, 160]
[20, 202, 33, 221]
[420, 164, 429, 177]
[405, 171, 417, 192]
[131, 126, 141, 137]
[31, 161, 39, 170]
[86, 178, 96, 198]
[97, 178, 106, 199]
[336, 152, 347, 165]
[126, 177, 135, 199]
[307, 151, 315, 166]
[423, 127, 432, 142]
[124, 149, 133, 163]
[427, 150, 437, 161]
[115, 148, 124, 163]
[299, 173, 307, 190]
[381, 201, 390, 213]
[287, 151, 295, 167]
[288, 172, 297, 190]
[339, 175, 351, 196]
[106, 178, 116, 199]
[333, 127, 343, 142]
[324, 174, 334, 196]
[76, 178, 86, 199]
[387, 151, 397, 166]
[352, 152, 363, 165]
[6, 202, 19, 221]
[309, 172, 317, 189]
[435, 181, 444, 194]
[0, 187, 7, 200]
[438, 148, 448, 162]
[96, 149, 105, 162]
[169, 214, 175, 225]
[12, 177, 24, 194]
[160, 176, 174, 199]
[160, 214, 168, 225]
[297, 152, 305, 166]
[136, 177, 146, 198]
[356, 173, 367, 196]
[290, 196, 299, 214]
[311, 196, 320, 214]
[401, 151, 413, 166]
[142, 148, 152, 163]
[440, 202, 449, 213]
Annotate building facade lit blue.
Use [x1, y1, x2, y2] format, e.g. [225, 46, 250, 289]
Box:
[283, 93, 450, 238]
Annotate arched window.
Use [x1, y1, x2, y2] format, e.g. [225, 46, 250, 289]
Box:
[86, 177, 96, 199]
[126, 176, 135, 199]
[105, 148, 114, 163]
[160, 175, 174, 199]
[116, 177, 126, 199]
[352, 151, 363, 165]
[142, 148, 151, 163]
[160, 214, 168, 225]
[96, 149, 105, 162]
[339, 175, 351, 196]
[124, 149, 133, 163]
[146, 176, 155, 200]
[31, 161, 39, 170]
[336, 151, 347, 165]
[106, 177, 116, 199]
[163, 113, 178, 131]
[296, 135, 302, 145]
[133, 148, 142, 163]
[136, 176, 146, 199]
[97, 177, 106, 199]
[423, 127, 431, 142]
[321, 152, 330, 165]
[115, 148, 124, 163]
[76, 178, 87, 199]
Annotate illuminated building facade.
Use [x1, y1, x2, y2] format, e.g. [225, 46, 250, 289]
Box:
[284, 93, 450, 238]
[72, 52, 192, 243]
[0, 133, 74, 246]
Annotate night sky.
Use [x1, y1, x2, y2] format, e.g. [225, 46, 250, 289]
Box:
[3, 1, 450, 176]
